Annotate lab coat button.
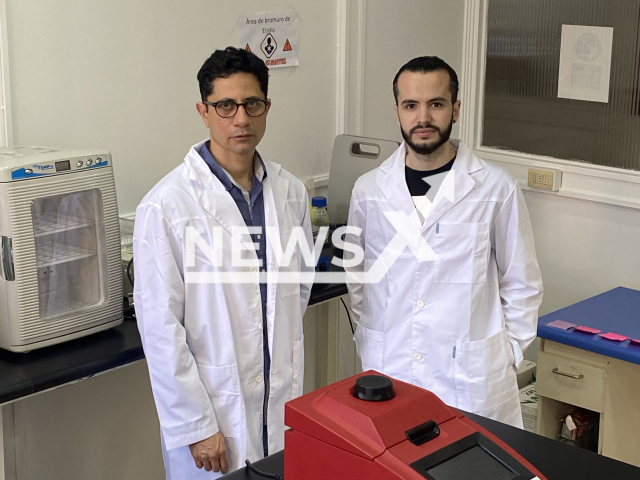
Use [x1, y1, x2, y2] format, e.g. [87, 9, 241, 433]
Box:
[251, 267, 258, 273]
[256, 375, 263, 383]
[414, 353, 422, 360]
[420, 248, 427, 255]
[258, 322, 262, 329]
[417, 301, 425, 308]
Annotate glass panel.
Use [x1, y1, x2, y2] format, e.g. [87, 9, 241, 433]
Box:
[31, 189, 107, 320]
[483, 0, 640, 171]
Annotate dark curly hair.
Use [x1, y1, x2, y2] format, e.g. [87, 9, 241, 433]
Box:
[197, 46, 269, 101]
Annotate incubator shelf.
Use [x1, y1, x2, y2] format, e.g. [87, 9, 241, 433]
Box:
[37, 294, 97, 319]
[36, 243, 96, 268]
[33, 213, 94, 237]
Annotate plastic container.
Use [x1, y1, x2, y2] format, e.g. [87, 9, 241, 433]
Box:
[119, 216, 135, 254]
[310, 196, 330, 239]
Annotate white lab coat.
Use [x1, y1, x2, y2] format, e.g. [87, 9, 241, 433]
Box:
[345, 140, 543, 427]
[133, 140, 313, 478]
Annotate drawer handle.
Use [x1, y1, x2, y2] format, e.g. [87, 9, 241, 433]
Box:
[552, 367, 584, 379]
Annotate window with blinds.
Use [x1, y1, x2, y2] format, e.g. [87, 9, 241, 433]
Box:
[482, 0, 640, 171]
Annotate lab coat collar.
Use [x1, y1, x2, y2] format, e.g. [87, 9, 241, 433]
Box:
[261, 155, 289, 242]
[197, 141, 268, 193]
[377, 139, 482, 232]
[185, 140, 288, 246]
[421, 139, 481, 231]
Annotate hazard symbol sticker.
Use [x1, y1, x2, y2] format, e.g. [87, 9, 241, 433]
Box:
[261, 33, 277, 58]
[238, 10, 299, 69]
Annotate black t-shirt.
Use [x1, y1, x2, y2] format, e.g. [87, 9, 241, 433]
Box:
[405, 156, 456, 197]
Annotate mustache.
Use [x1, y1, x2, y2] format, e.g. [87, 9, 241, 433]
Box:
[409, 124, 442, 135]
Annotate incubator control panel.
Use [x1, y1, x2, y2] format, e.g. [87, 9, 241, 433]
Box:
[0, 147, 112, 182]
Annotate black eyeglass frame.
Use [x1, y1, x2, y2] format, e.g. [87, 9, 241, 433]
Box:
[202, 99, 269, 118]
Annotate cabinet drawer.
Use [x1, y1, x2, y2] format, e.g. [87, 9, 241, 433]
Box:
[537, 350, 606, 413]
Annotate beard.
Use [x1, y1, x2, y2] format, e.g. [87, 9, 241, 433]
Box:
[401, 115, 454, 156]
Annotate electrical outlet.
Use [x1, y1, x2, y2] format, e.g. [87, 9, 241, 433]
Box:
[528, 168, 562, 191]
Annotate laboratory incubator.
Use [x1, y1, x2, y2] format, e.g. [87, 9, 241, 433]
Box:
[0, 147, 122, 352]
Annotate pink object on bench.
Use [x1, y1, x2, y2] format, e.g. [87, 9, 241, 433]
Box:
[546, 320, 577, 330]
[574, 326, 601, 334]
[599, 332, 628, 342]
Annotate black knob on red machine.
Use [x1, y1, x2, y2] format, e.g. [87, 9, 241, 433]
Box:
[352, 375, 396, 402]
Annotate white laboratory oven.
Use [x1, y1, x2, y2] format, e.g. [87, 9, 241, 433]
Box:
[0, 147, 122, 352]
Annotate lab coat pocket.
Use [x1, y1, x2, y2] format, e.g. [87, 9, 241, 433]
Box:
[291, 336, 304, 398]
[196, 363, 244, 438]
[434, 223, 489, 284]
[354, 325, 384, 372]
[456, 329, 518, 412]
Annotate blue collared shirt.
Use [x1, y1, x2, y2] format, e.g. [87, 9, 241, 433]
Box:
[197, 142, 271, 456]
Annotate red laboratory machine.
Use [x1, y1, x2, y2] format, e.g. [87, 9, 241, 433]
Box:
[285, 371, 546, 480]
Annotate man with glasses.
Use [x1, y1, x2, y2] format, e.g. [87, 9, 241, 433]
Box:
[134, 47, 313, 479]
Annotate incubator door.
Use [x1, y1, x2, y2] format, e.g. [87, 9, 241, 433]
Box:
[31, 189, 108, 320]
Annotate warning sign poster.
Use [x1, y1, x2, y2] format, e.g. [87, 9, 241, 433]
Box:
[238, 11, 299, 69]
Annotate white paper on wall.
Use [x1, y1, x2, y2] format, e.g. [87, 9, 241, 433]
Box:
[238, 11, 299, 69]
[558, 25, 614, 103]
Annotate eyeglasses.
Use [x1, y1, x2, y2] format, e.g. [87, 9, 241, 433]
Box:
[203, 99, 269, 118]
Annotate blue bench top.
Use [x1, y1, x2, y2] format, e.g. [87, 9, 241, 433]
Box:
[538, 287, 640, 365]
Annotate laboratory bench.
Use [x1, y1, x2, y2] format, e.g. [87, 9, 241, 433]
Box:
[0, 281, 348, 478]
[536, 287, 640, 468]
[0, 281, 347, 406]
[228, 411, 640, 479]
[1, 285, 638, 478]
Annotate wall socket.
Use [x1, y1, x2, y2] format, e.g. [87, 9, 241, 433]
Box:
[528, 168, 562, 191]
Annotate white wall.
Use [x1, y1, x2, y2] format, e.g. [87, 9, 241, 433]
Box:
[526, 190, 640, 315]
[346, 0, 465, 140]
[6, 0, 337, 214]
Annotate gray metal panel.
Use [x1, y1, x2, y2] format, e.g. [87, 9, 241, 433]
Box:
[327, 135, 400, 226]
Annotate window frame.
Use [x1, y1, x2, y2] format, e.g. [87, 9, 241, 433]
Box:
[461, 0, 640, 211]
[0, 0, 11, 147]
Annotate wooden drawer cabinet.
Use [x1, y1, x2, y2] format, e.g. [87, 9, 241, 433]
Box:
[536, 340, 640, 467]
[537, 350, 606, 413]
